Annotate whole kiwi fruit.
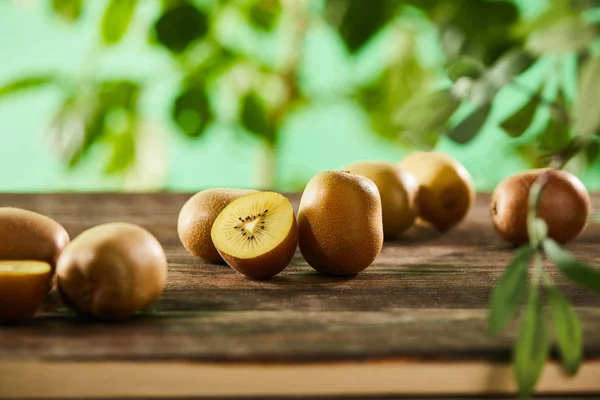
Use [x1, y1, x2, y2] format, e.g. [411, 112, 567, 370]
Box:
[399, 151, 475, 231]
[491, 168, 590, 246]
[57, 223, 167, 321]
[345, 160, 417, 238]
[178, 189, 255, 263]
[298, 170, 383, 275]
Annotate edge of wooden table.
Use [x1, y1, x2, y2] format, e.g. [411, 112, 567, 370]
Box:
[1, 358, 599, 398]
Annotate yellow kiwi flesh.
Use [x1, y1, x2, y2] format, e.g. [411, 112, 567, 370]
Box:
[178, 189, 256, 263]
[0, 260, 51, 322]
[211, 192, 297, 280]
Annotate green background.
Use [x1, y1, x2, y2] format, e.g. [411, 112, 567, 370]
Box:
[1, 0, 598, 192]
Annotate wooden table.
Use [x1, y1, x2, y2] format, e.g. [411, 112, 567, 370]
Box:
[0, 193, 599, 399]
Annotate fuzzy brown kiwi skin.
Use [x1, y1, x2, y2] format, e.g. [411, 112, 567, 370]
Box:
[56, 223, 167, 321]
[298, 170, 383, 275]
[178, 189, 255, 263]
[0, 207, 70, 290]
[491, 169, 590, 246]
[216, 217, 298, 280]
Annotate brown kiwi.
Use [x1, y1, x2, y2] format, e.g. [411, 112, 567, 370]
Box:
[399, 151, 475, 231]
[0, 208, 69, 286]
[345, 161, 418, 238]
[491, 168, 590, 246]
[56, 223, 167, 321]
[0, 261, 52, 323]
[298, 170, 383, 275]
[178, 189, 255, 263]
[211, 192, 297, 280]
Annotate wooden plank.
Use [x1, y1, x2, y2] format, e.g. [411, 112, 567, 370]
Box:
[2, 359, 600, 398]
[0, 193, 599, 398]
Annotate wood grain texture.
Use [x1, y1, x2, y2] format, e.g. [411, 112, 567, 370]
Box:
[0, 193, 599, 398]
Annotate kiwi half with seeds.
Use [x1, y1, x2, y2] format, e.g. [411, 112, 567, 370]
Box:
[211, 192, 297, 280]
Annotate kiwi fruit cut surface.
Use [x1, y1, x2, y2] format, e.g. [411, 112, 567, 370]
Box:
[57, 223, 168, 321]
[178, 189, 255, 263]
[345, 161, 417, 239]
[298, 170, 383, 275]
[399, 151, 475, 231]
[491, 168, 590, 246]
[0, 207, 69, 287]
[0, 261, 52, 323]
[211, 192, 297, 280]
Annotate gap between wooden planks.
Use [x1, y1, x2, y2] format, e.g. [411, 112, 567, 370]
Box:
[1, 359, 599, 398]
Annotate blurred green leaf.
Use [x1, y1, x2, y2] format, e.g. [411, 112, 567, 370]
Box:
[358, 37, 431, 142]
[99, 80, 140, 110]
[514, 286, 549, 398]
[547, 287, 582, 375]
[0, 75, 59, 99]
[247, 0, 281, 32]
[576, 55, 600, 135]
[544, 238, 600, 291]
[105, 129, 136, 174]
[394, 89, 461, 149]
[172, 84, 212, 138]
[447, 103, 491, 144]
[447, 57, 485, 82]
[325, 0, 395, 53]
[488, 245, 534, 334]
[539, 111, 570, 153]
[153, 3, 208, 53]
[527, 17, 596, 55]
[101, 0, 138, 45]
[52, 0, 82, 21]
[500, 90, 541, 138]
[584, 140, 600, 164]
[48, 80, 140, 169]
[487, 50, 535, 88]
[429, 0, 521, 65]
[240, 92, 276, 144]
[47, 94, 108, 167]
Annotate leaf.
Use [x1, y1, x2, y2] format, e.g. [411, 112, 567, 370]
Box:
[487, 50, 535, 88]
[0, 75, 58, 99]
[539, 111, 570, 153]
[575, 56, 600, 135]
[47, 95, 108, 167]
[547, 287, 583, 375]
[101, 0, 138, 45]
[240, 92, 276, 143]
[358, 38, 432, 142]
[544, 238, 600, 291]
[325, 0, 395, 53]
[99, 80, 140, 110]
[527, 17, 596, 55]
[153, 3, 208, 53]
[488, 245, 535, 334]
[447, 57, 486, 82]
[500, 91, 541, 138]
[172, 84, 212, 138]
[447, 103, 491, 144]
[105, 129, 136, 174]
[393, 89, 461, 150]
[52, 0, 82, 21]
[247, 0, 281, 32]
[514, 286, 550, 398]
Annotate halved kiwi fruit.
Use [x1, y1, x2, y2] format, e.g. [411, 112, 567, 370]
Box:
[0, 260, 51, 322]
[211, 192, 297, 280]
